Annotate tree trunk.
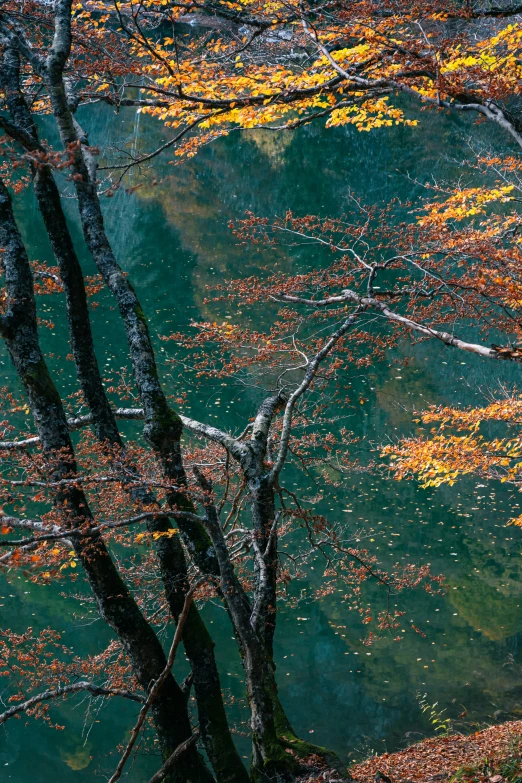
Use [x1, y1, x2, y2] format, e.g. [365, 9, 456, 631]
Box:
[6, 46, 244, 781]
[194, 487, 300, 781]
[0, 40, 246, 782]
[249, 475, 278, 656]
[0, 46, 120, 445]
[0, 176, 213, 783]
[39, 89, 245, 780]
[245, 451, 346, 774]
[153, 521, 249, 783]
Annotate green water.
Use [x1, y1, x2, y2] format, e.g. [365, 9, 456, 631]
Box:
[2, 101, 522, 781]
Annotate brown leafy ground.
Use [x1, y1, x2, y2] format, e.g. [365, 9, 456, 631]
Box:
[348, 720, 522, 783]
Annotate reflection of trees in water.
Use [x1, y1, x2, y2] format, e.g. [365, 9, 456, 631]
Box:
[9, 103, 519, 752]
[290, 456, 522, 726]
[124, 99, 490, 323]
[247, 130, 293, 165]
[313, 579, 522, 727]
[368, 335, 522, 641]
[449, 579, 522, 641]
[134, 134, 298, 323]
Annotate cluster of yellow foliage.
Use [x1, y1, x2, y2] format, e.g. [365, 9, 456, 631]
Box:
[417, 186, 515, 226]
[326, 97, 418, 132]
[384, 397, 522, 523]
[66, 0, 522, 158]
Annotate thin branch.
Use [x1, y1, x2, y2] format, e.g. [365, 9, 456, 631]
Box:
[0, 408, 247, 460]
[98, 113, 223, 180]
[108, 582, 201, 783]
[0, 682, 144, 725]
[300, 12, 522, 149]
[146, 732, 200, 783]
[270, 312, 360, 479]
[0, 510, 204, 549]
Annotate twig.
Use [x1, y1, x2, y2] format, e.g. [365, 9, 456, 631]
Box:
[0, 510, 203, 549]
[108, 582, 202, 783]
[146, 732, 200, 783]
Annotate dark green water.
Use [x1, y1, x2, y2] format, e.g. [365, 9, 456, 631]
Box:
[2, 102, 522, 781]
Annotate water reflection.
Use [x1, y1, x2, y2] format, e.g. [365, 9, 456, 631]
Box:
[2, 100, 522, 780]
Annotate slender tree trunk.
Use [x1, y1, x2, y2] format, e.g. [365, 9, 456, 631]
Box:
[192, 475, 301, 782]
[1, 47, 120, 445]
[45, 59, 220, 578]
[243, 410, 346, 773]
[154, 522, 250, 783]
[249, 476, 278, 656]
[0, 175, 213, 783]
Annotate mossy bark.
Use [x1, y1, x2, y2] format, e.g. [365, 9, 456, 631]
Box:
[247, 474, 346, 777]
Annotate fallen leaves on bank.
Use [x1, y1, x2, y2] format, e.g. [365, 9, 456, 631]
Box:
[350, 721, 522, 783]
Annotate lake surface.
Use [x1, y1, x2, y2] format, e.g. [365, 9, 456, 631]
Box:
[2, 100, 522, 780]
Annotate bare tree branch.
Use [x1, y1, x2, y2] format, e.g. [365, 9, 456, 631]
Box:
[108, 581, 202, 783]
[0, 682, 145, 726]
[277, 289, 514, 362]
[270, 312, 360, 479]
[0, 510, 204, 549]
[146, 732, 201, 783]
